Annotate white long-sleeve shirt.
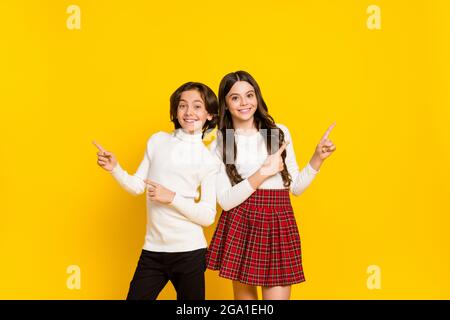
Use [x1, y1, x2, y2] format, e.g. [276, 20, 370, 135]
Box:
[110, 128, 219, 252]
[210, 123, 319, 211]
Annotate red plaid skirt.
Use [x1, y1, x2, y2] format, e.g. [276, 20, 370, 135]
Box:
[206, 188, 305, 286]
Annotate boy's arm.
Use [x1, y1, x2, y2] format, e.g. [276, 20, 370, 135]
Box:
[110, 139, 151, 196]
[170, 166, 218, 227]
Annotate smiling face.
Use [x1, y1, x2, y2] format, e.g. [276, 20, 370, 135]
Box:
[225, 81, 258, 127]
[176, 90, 213, 134]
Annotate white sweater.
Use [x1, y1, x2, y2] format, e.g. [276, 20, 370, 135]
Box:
[110, 128, 219, 252]
[210, 123, 319, 211]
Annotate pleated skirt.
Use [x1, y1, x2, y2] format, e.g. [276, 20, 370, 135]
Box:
[206, 189, 305, 286]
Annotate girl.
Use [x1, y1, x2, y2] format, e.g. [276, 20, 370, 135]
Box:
[206, 71, 336, 300]
[94, 82, 219, 300]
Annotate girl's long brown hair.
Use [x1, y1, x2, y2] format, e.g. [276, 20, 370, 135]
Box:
[217, 71, 291, 187]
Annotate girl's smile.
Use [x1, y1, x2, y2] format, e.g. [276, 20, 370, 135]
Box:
[237, 107, 253, 114]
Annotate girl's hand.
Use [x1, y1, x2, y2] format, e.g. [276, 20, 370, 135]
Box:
[145, 180, 175, 204]
[259, 141, 289, 177]
[314, 122, 337, 161]
[93, 141, 118, 172]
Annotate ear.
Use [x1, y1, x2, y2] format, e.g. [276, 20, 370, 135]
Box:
[206, 113, 213, 121]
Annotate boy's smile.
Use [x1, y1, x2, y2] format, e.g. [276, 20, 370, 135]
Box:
[177, 90, 213, 134]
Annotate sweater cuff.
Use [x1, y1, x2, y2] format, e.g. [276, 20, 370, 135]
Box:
[110, 162, 122, 176]
[306, 162, 320, 174]
[170, 193, 184, 208]
[242, 178, 256, 193]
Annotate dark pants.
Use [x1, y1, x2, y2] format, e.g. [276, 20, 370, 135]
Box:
[126, 248, 207, 300]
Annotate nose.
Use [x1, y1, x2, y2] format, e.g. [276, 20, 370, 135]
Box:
[240, 96, 248, 106]
[186, 105, 194, 116]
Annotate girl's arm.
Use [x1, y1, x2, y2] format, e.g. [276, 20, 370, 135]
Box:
[209, 138, 255, 211]
[215, 163, 256, 211]
[213, 140, 287, 211]
[278, 124, 320, 196]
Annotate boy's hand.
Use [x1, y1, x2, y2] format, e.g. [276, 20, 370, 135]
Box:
[93, 141, 118, 172]
[145, 180, 176, 204]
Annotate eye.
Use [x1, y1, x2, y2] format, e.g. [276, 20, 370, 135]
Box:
[247, 93, 254, 98]
[231, 96, 238, 101]
[178, 104, 186, 109]
[195, 105, 202, 109]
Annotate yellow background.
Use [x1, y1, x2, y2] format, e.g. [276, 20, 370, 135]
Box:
[1, 0, 449, 299]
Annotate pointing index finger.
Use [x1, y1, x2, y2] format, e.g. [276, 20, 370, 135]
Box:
[93, 141, 105, 153]
[276, 140, 290, 155]
[321, 122, 336, 141]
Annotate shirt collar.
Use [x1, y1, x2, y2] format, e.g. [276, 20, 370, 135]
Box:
[173, 128, 203, 143]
